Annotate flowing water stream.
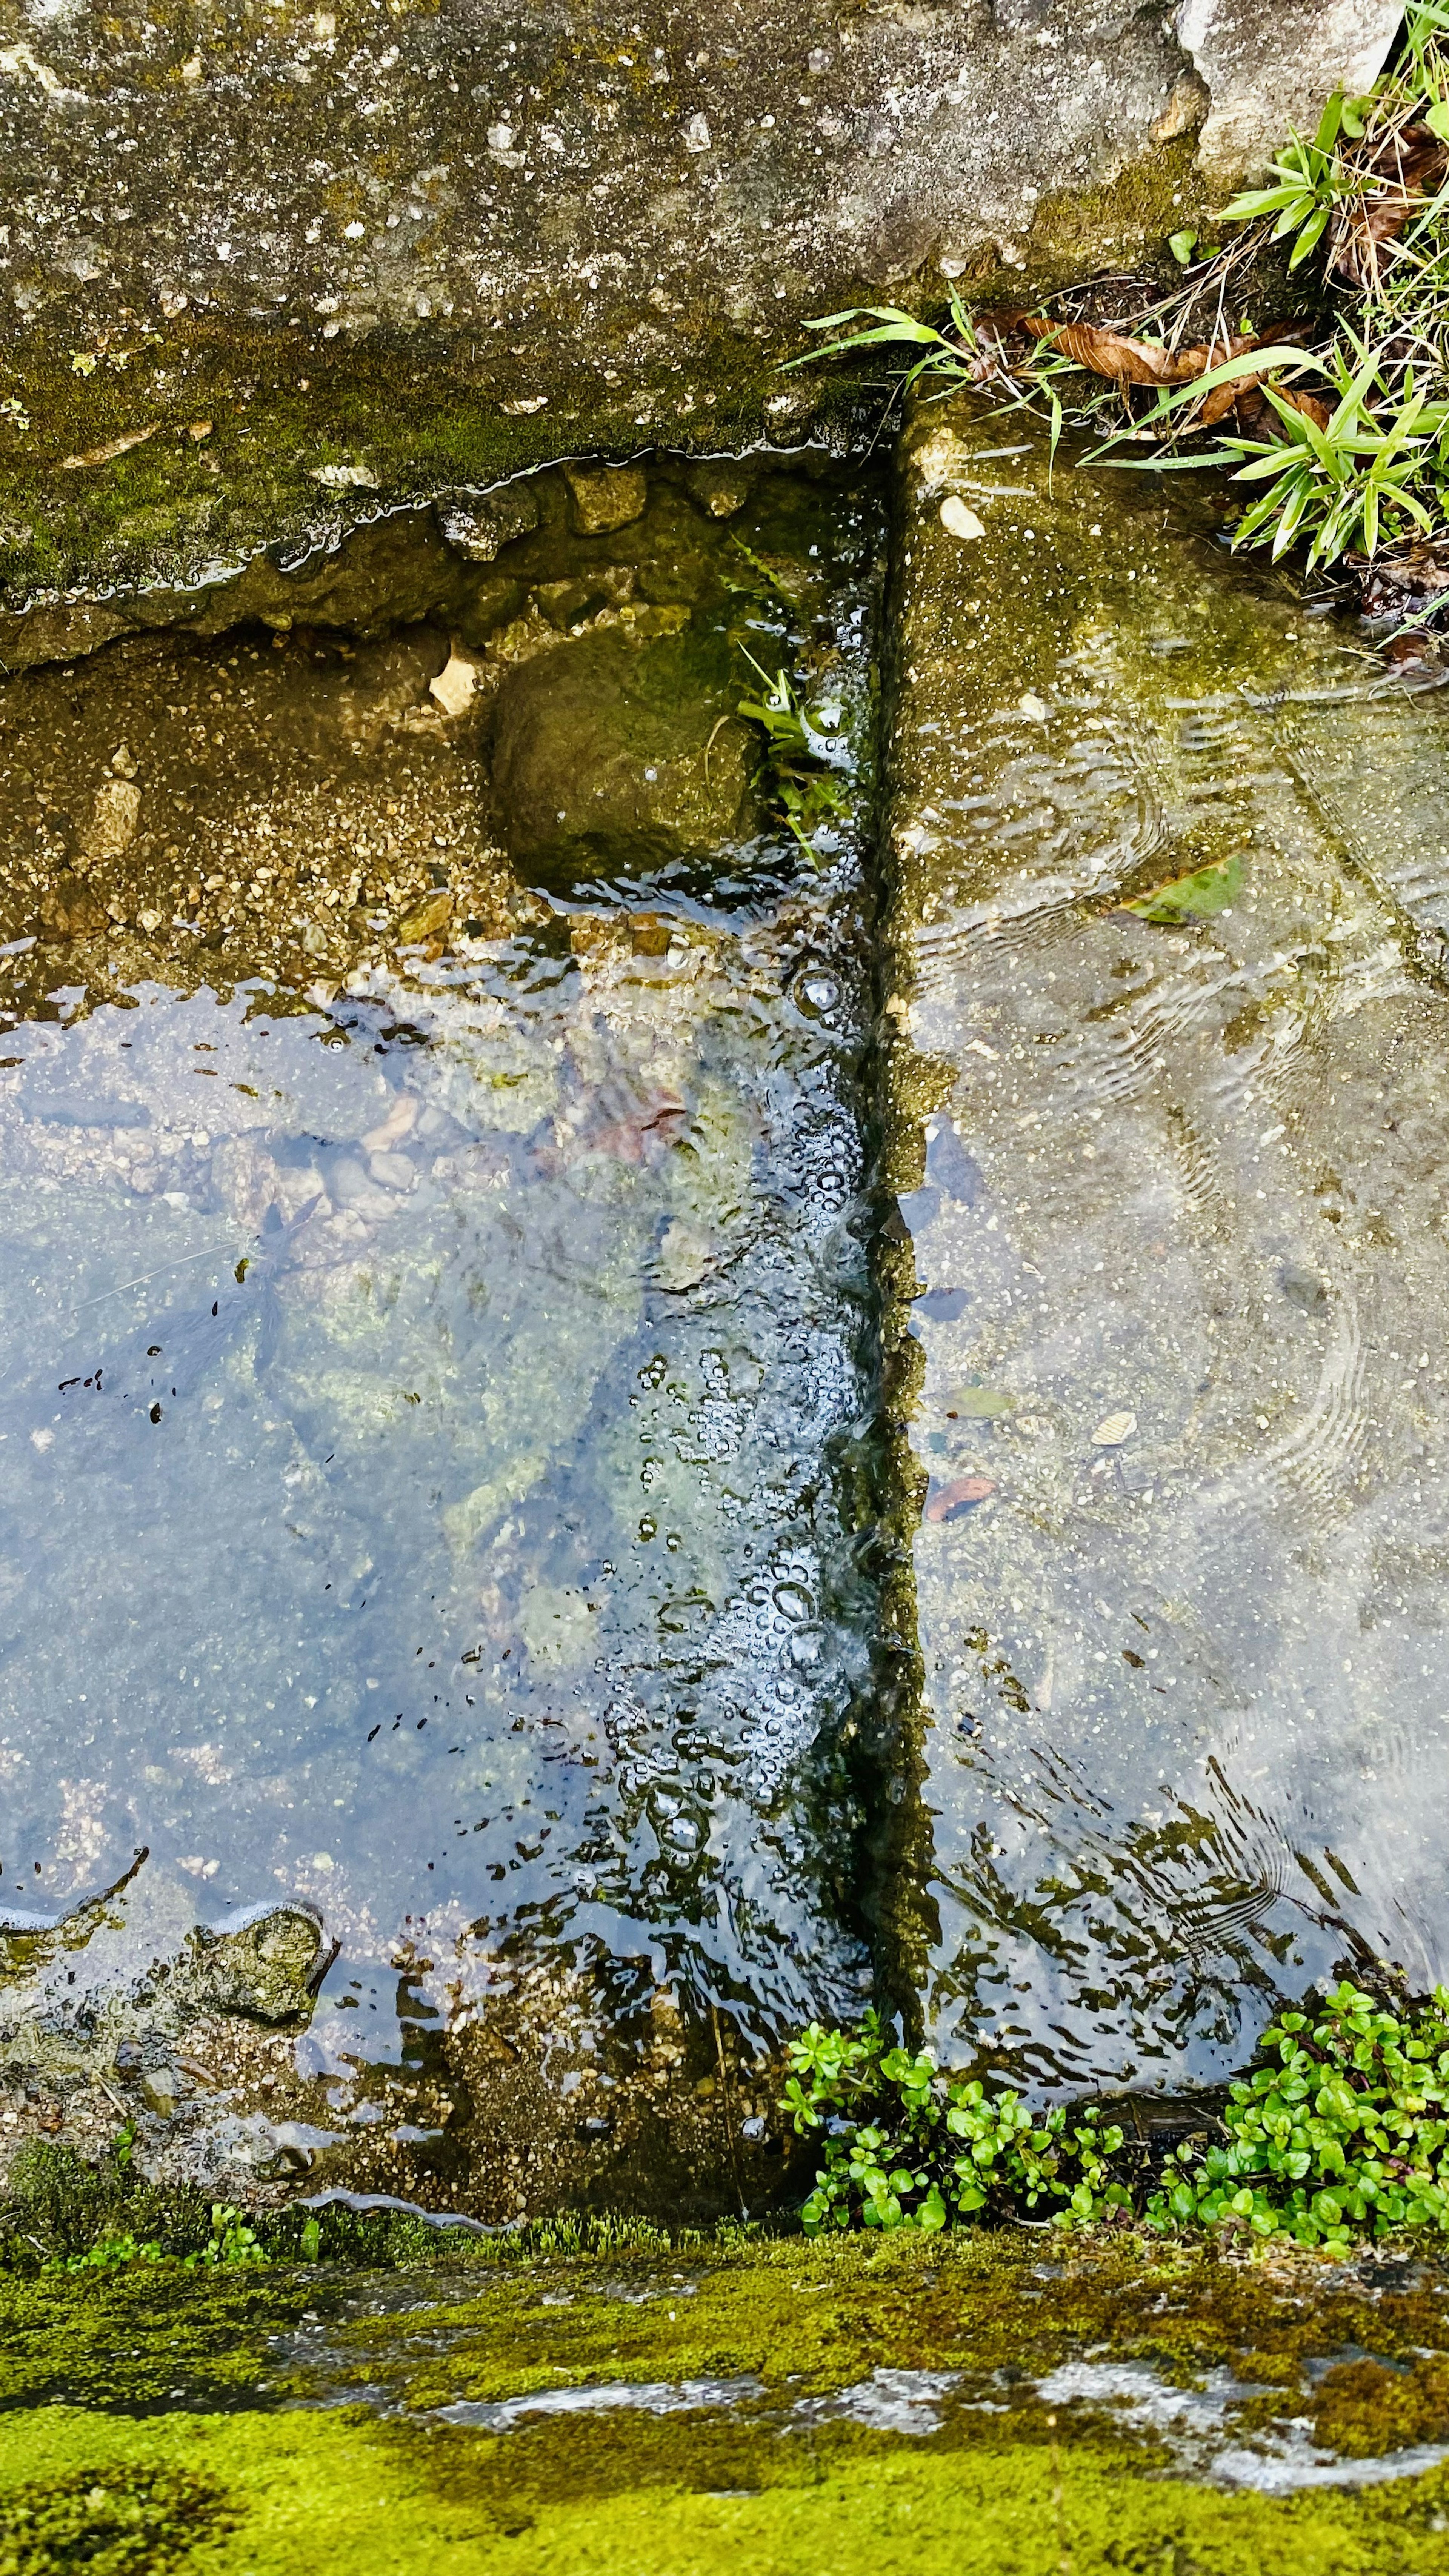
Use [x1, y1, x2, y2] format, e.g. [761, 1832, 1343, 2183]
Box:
[0, 455, 888, 2214]
[3, 422, 1449, 2218]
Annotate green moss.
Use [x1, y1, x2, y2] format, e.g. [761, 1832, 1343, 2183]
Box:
[0, 318, 870, 614]
[0, 2466, 231, 2576]
[9, 2232, 1449, 2563]
[8, 2391, 1449, 2574]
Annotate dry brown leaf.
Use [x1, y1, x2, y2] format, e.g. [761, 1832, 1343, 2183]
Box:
[1331, 124, 1448, 287]
[1017, 314, 1204, 384]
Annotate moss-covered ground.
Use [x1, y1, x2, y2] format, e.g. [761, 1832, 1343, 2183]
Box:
[9, 2228, 1449, 2569]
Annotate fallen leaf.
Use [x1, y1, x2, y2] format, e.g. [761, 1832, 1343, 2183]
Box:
[1092, 1411, 1137, 1447]
[1123, 852, 1243, 922]
[1331, 124, 1448, 287]
[940, 495, 986, 541]
[59, 422, 161, 470]
[1007, 312, 1329, 435]
[924, 1475, 997, 1522]
[1015, 314, 1255, 386]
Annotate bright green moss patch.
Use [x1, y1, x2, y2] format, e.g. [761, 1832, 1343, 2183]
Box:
[9, 2233, 1449, 2567]
[281, 2228, 1449, 2419]
[0, 2466, 232, 2576]
[9, 2399, 1449, 2575]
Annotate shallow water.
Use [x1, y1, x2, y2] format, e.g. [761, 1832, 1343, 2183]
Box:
[0, 458, 885, 2191]
[888, 403, 1449, 2097]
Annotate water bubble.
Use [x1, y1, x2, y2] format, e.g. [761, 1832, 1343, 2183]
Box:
[796, 972, 840, 1017]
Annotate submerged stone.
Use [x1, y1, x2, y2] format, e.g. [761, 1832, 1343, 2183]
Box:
[488, 629, 756, 887]
[882, 395, 1449, 2097]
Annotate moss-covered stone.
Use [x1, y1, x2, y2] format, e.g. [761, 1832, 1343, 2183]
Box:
[9, 2231, 1449, 2570]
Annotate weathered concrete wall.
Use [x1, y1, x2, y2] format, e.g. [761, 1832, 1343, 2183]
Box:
[1180, 1, 1405, 181]
[0, 0, 1407, 602]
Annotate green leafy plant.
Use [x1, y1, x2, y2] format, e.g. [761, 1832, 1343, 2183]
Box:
[49, 2231, 164, 2275]
[182, 2204, 267, 2270]
[737, 649, 851, 859]
[785, 1982, 1449, 2249]
[1148, 1981, 1449, 2247]
[783, 2009, 1129, 2235]
[1217, 91, 1373, 270]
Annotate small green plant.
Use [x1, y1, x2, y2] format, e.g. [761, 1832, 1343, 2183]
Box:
[1149, 1980, 1449, 2247]
[783, 2009, 1129, 2234]
[182, 2204, 267, 2270]
[737, 649, 851, 859]
[49, 2231, 164, 2275]
[786, 1983, 1449, 2248]
[1217, 90, 1374, 269]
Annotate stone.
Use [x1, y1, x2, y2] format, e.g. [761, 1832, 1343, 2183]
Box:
[428, 645, 478, 718]
[436, 482, 542, 564]
[139, 2063, 180, 2119]
[82, 777, 140, 859]
[685, 462, 754, 521]
[1176, 0, 1404, 181]
[561, 463, 649, 536]
[488, 627, 755, 886]
[187, 1902, 324, 2022]
[396, 887, 454, 943]
[39, 871, 108, 939]
[886, 388, 1449, 2095]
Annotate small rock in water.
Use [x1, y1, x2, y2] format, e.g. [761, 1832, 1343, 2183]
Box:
[140, 2064, 181, 2120]
[1018, 692, 1049, 723]
[428, 644, 478, 718]
[940, 495, 986, 542]
[85, 777, 141, 857]
[397, 887, 453, 943]
[190, 1902, 325, 2022]
[685, 460, 752, 520]
[563, 460, 649, 534]
[39, 872, 108, 939]
[436, 482, 541, 563]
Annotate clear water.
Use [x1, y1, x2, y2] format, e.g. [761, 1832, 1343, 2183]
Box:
[890, 412, 1449, 2097]
[0, 462, 885, 2126]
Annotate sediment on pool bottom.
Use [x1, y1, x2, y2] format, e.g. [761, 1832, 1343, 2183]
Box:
[0, 451, 898, 2218]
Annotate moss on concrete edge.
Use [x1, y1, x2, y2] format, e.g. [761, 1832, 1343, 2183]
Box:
[10, 2230, 1449, 2571]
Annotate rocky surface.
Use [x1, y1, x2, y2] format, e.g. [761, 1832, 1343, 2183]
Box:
[1180, 1, 1405, 182]
[881, 391, 1449, 2099]
[0, 1, 1396, 601]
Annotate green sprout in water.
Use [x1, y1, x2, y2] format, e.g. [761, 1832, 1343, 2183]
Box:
[736, 649, 851, 862]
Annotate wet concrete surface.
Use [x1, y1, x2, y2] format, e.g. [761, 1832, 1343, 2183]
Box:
[884, 397, 1449, 2096]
